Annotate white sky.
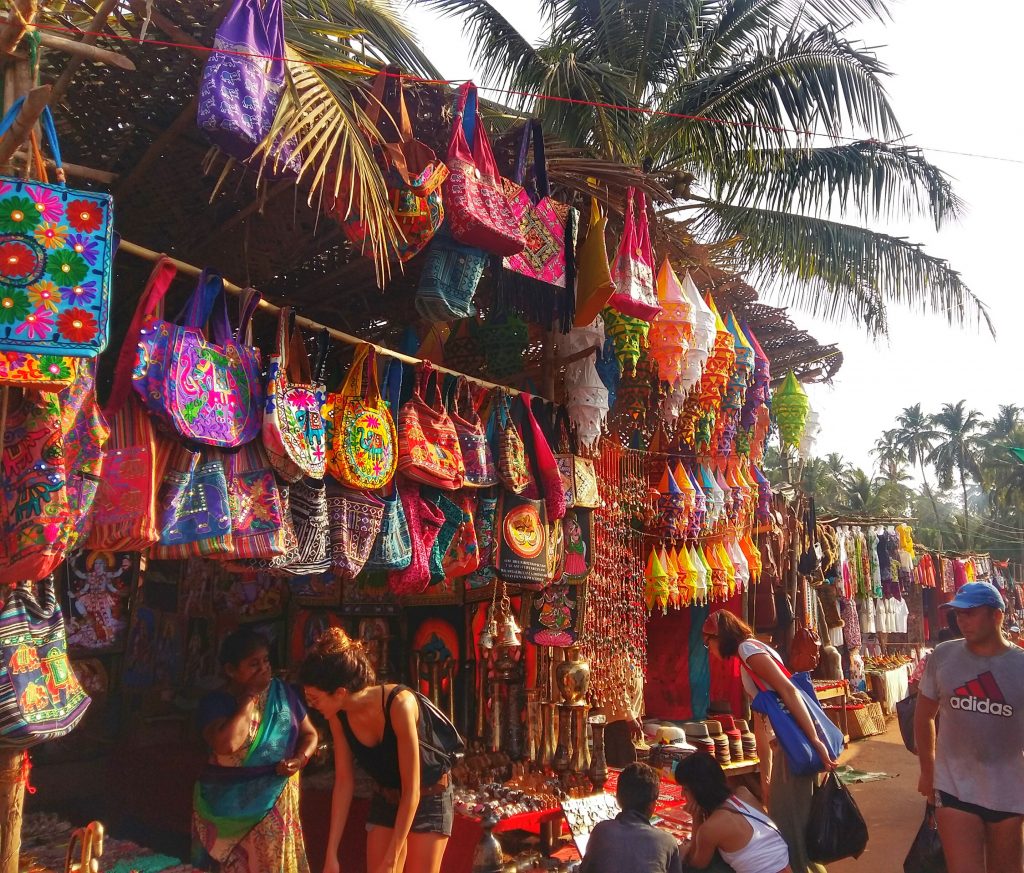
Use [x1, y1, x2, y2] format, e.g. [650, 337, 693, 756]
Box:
[402, 0, 1024, 473]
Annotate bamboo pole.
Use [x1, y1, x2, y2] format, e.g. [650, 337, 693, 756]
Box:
[0, 84, 50, 165]
[0, 0, 36, 56]
[9, 152, 117, 184]
[117, 239, 535, 398]
[115, 96, 196, 197]
[38, 31, 134, 70]
[48, 0, 122, 104]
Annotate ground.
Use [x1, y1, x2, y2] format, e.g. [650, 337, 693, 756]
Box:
[831, 721, 925, 873]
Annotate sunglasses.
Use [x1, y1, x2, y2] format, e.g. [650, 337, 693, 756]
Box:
[703, 633, 717, 649]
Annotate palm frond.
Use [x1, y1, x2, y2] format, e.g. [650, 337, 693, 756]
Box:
[692, 201, 993, 336]
[710, 142, 963, 229]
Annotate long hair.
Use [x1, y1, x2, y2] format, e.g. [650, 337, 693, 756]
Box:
[298, 628, 376, 693]
[674, 754, 732, 814]
[713, 610, 754, 658]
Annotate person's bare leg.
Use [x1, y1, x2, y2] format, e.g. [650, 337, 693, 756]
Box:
[984, 815, 1024, 873]
[403, 832, 448, 873]
[367, 825, 398, 873]
[936, 806, 986, 873]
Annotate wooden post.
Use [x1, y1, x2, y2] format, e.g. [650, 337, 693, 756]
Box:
[0, 751, 26, 873]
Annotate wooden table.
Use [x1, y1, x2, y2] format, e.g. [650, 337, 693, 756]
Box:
[814, 681, 850, 744]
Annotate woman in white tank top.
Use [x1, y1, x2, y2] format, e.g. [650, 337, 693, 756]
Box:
[674, 754, 791, 873]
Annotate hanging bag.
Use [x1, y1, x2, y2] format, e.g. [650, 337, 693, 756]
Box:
[197, 0, 292, 165]
[365, 482, 413, 573]
[441, 492, 480, 580]
[397, 361, 465, 490]
[550, 405, 600, 511]
[806, 770, 869, 863]
[495, 390, 530, 494]
[218, 439, 290, 561]
[561, 506, 594, 583]
[904, 805, 947, 873]
[521, 394, 566, 521]
[451, 378, 496, 488]
[416, 224, 488, 323]
[0, 577, 90, 748]
[326, 481, 385, 581]
[326, 344, 397, 490]
[387, 477, 445, 596]
[608, 188, 660, 322]
[263, 309, 328, 482]
[442, 82, 525, 257]
[574, 195, 615, 327]
[466, 492, 498, 590]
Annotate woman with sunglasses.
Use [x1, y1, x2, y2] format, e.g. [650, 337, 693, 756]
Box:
[702, 609, 836, 873]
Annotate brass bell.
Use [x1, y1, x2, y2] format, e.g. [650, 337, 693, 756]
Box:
[497, 613, 522, 648]
[479, 618, 498, 651]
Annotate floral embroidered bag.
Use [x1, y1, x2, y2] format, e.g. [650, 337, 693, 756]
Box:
[217, 440, 289, 562]
[0, 101, 113, 358]
[608, 188, 660, 322]
[450, 377, 496, 488]
[0, 352, 79, 392]
[326, 343, 397, 490]
[397, 361, 464, 490]
[263, 309, 328, 482]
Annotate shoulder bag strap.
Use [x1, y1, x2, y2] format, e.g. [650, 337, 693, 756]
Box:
[339, 343, 369, 398]
[236, 287, 262, 346]
[313, 329, 331, 385]
[530, 118, 550, 200]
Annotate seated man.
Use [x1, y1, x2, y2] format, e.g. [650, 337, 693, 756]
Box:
[580, 762, 682, 873]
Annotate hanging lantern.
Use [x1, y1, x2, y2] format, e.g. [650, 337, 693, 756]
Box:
[689, 544, 709, 605]
[698, 296, 736, 410]
[740, 320, 770, 430]
[657, 464, 686, 541]
[686, 466, 707, 538]
[681, 272, 714, 391]
[558, 314, 605, 362]
[675, 544, 697, 607]
[752, 463, 772, 521]
[750, 405, 771, 463]
[616, 354, 656, 426]
[602, 307, 649, 376]
[565, 354, 609, 452]
[694, 408, 716, 454]
[673, 460, 695, 524]
[647, 258, 693, 386]
[645, 547, 670, 612]
[772, 370, 809, 448]
[660, 545, 680, 609]
[723, 312, 753, 413]
[799, 405, 821, 460]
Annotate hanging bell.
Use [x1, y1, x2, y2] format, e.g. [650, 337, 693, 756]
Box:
[497, 612, 522, 648]
[479, 614, 498, 651]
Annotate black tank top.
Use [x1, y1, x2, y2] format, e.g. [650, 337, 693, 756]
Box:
[338, 685, 403, 789]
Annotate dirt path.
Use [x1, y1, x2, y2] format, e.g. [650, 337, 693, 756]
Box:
[830, 720, 926, 872]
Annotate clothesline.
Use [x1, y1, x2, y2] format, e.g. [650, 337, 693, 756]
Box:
[117, 239, 536, 399]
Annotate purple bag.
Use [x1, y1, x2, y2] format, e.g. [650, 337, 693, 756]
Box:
[197, 0, 292, 165]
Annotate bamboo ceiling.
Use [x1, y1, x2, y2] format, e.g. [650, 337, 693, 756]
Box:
[35, 0, 842, 390]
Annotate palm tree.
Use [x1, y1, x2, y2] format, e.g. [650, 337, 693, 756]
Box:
[928, 401, 984, 548]
[415, 0, 989, 333]
[891, 404, 943, 540]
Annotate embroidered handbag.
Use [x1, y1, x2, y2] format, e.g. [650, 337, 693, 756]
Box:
[441, 492, 479, 580]
[496, 390, 530, 494]
[326, 344, 397, 490]
[562, 506, 593, 582]
[397, 361, 465, 490]
[326, 481, 385, 581]
[608, 188, 660, 322]
[365, 482, 413, 572]
[551, 406, 600, 510]
[276, 479, 331, 575]
[135, 271, 264, 448]
[0, 390, 71, 585]
[574, 196, 615, 327]
[388, 477, 444, 596]
[263, 309, 329, 482]
[151, 444, 234, 560]
[0, 577, 90, 749]
[451, 378, 496, 488]
[335, 67, 448, 262]
[0, 102, 113, 358]
[0, 352, 79, 391]
[218, 440, 289, 561]
[497, 120, 578, 332]
[443, 82, 525, 257]
[426, 491, 464, 585]
[465, 493, 498, 590]
[415, 224, 487, 322]
[197, 0, 292, 165]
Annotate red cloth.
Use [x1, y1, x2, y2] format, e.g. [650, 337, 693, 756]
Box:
[645, 607, 694, 719]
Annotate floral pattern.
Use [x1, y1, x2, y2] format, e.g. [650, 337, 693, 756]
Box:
[0, 196, 41, 233]
[33, 221, 68, 250]
[66, 234, 98, 265]
[28, 280, 60, 312]
[45, 249, 88, 285]
[61, 279, 98, 305]
[57, 308, 98, 343]
[0, 289, 29, 324]
[0, 237, 45, 286]
[16, 307, 54, 340]
[25, 185, 63, 222]
[66, 199, 103, 233]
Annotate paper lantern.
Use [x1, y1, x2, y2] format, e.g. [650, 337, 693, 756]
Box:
[665, 546, 683, 608]
[657, 464, 687, 541]
[688, 544, 708, 605]
[686, 466, 707, 538]
[799, 405, 821, 460]
[772, 370, 809, 448]
[661, 545, 680, 609]
[595, 335, 620, 411]
[750, 404, 771, 463]
[645, 547, 670, 612]
[674, 461, 695, 522]
[724, 312, 753, 413]
[565, 354, 609, 452]
[752, 463, 772, 521]
[602, 306, 649, 376]
[617, 355, 655, 424]
[648, 258, 694, 386]
[680, 271, 714, 392]
[740, 320, 770, 430]
[700, 463, 725, 527]
[558, 314, 606, 361]
[675, 544, 697, 606]
[698, 296, 736, 409]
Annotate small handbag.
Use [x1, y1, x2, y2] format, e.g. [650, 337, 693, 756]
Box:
[574, 196, 616, 327]
[365, 482, 413, 572]
[427, 491, 465, 585]
[219, 440, 290, 561]
[388, 477, 445, 596]
[151, 444, 234, 560]
[442, 82, 525, 257]
[397, 361, 465, 490]
[263, 308, 329, 482]
[521, 394, 567, 522]
[415, 224, 488, 322]
[441, 492, 480, 580]
[0, 101, 113, 358]
[326, 343, 397, 490]
[451, 378, 496, 488]
[0, 577, 90, 749]
[326, 481, 385, 581]
[496, 391, 530, 494]
[608, 188, 660, 322]
[494, 489, 549, 588]
[277, 478, 331, 575]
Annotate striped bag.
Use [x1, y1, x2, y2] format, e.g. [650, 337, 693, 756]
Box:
[217, 440, 289, 561]
[0, 578, 90, 749]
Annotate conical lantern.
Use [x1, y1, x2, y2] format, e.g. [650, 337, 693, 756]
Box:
[741, 532, 762, 582]
[723, 312, 753, 415]
[700, 464, 724, 527]
[772, 370, 809, 448]
[602, 307, 649, 376]
[658, 464, 686, 541]
[648, 258, 693, 386]
[565, 354, 609, 452]
[645, 547, 670, 612]
[680, 271, 714, 393]
[558, 314, 606, 361]
[674, 461, 695, 523]
[660, 545, 680, 609]
[740, 320, 770, 430]
[689, 544, 708, 605]
[750, 404, 771, 463]
[799, 405, 820, 460]
[716, 539, 736, 598]
[698, 296, 736, 409]
[595, 334, 620, 411]
[752, 463, 772, 521]
[686, 466, 707, 538]
[675, 544, 697, 606]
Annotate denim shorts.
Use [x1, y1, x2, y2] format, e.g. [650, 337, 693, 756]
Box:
[367, 785, 454, 836]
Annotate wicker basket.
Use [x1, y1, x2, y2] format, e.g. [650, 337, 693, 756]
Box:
[849, 702, 886, 740]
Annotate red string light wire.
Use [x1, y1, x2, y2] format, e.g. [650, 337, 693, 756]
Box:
[24, 19, 1024, 166]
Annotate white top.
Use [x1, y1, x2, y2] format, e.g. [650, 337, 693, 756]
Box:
[737, 639, 784, 699]
[718, 797, 790, 873]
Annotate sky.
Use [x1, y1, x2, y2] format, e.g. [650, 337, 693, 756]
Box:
[402, 0, 1024, 473]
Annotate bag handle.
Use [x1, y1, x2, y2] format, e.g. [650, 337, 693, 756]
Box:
[313, 329, 331, 385]
[364, 66, 414, 145]
[177, 270, 234, 347]
[361, 345, 383, 404]
[0, 99, 65, 185]
[277, 307, 313, 384]
[415, 360, 444, 409]
[513, 119, 550, 200]
[237, 287, 262, 346]
[449, 82, 501, 186]
[340, 343, 371, 398]
[106, 256, 178, 418]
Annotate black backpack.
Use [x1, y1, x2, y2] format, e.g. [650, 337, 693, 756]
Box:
[392, 685, 465, 784]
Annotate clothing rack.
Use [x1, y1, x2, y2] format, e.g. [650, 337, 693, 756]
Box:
[118, 239, 536, 399]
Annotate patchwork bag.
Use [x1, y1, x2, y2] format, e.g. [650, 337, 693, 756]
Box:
[608, 188, 660, 322]
[151, 444, 234, 560]
[0, 390, 71, 586]
[0, 577, 90, 749]
[326, 482, 385, 581]
[415, 224, 487, 322]
[443, 82, 525, 257]
[263, 308, 329, 482]
[135, 270, 264, 448]
[397, 361, 465, 490]
[219, 440, 290, 561]
[451, 378, 496, 488]
[326, 344, 397, 490]
[495, 390, 529, 494]
[0, 102, 113, 358]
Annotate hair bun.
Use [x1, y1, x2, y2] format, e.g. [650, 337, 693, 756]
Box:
[314, 627, 363, 656]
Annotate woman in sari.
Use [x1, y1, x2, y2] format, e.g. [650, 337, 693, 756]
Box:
[193, 628, 318, 872]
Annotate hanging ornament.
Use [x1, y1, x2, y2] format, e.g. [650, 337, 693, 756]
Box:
[558, 314, 606, 362]
[595, 334, 620, 411]
[657, 464, 686, 541]
[689, 544, 708, 605]
[740, 320, 770, 430]
[772, 370, 810, 448]
[565, 354, 609, 452]
[680, 272, 714, 393]
[686, 466, 707, 538]
[752, 463, 772, 521]
[675, 544, 696, 607]
[647, 258, 693, 386]
[750, 404, 771, 463]
[660, 544, 679, 609]
[673, 460, 695, 526]
[799, 405, 821, 460]
[645, 547, 670, 612]
[602, 306, 649, 377]
[698, 296, 736, 410]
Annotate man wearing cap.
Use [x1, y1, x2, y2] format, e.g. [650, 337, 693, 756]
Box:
[915, 581, 1024, 872]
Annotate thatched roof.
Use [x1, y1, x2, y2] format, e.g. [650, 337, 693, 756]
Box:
[35, 0, 842, 387]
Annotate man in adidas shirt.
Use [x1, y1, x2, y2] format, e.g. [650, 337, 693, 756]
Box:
[916, 581, 1024, 872]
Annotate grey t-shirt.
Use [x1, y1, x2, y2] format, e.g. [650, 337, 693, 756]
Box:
[920, 640, 1024, 814]
[579, 810, 682, 873]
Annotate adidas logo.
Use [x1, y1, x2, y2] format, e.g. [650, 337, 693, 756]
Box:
[949, 671, 1014, 718]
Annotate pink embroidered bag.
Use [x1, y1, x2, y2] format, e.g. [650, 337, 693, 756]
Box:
[608, 188, 660, 322]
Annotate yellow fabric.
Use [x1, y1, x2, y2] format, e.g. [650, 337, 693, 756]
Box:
[574, 197, 615, 327]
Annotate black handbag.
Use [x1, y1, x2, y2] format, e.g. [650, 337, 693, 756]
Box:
[896, 693, 918, 754]
[806, 770, 869, 863]
[386, 684, 465, 785]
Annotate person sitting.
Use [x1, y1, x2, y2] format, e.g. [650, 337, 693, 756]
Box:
[193, 628, 318, 872]
[579, 762, 682, 873]
[675, 754, 791, 873]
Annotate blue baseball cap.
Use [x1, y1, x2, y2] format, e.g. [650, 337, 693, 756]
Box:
[940, 582, 1005, 611]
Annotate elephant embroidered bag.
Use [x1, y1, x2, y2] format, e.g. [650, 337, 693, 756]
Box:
[263, 309, 328, 482]
[608, 188, 660, 322]
[327, 343, 397, 490]
[443, 82, 525, 257]
[0, 577, 90, 748]
[0, 101, 114, 358]
[397, 361, 465, 490]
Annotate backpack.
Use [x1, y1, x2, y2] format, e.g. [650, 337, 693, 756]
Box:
[389, 684, 464, 784]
